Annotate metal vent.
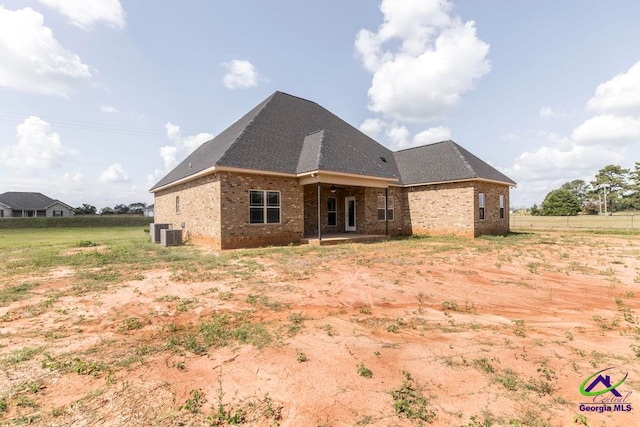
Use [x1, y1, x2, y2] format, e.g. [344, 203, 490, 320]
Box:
[150, 223, 173, 243]
[160, 229, 182, 247]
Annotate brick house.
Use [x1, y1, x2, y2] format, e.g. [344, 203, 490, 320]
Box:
[150, 92, 516, 249]
[0, 192, 74, 218]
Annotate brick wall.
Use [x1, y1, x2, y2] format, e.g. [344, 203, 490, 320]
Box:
[218, 172, 304, 249]
[154, 174, 221, 247]
[362, 187, 406, 236]
[403, 182, 475, 237]
[473, 181, 510, 236]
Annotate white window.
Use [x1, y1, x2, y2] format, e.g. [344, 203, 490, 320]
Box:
[249, 190, 280, 224]
[377, 195, 394, 221]
[479, 193, 485, 220]
[499, 195, 505, 219]
[327, 197, 337, 226]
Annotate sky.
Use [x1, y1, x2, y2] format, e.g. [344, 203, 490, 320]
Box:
[1, 0, 640, 210]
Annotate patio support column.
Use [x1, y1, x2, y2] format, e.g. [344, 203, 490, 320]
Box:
[385, 187, 389, 236]
[317, 182, 322, 242]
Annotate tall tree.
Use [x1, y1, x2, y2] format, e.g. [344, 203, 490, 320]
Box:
[74, 204, 97, 215]
[540, 189, 581, 216]
[590, 164, 630, 212]
[114, 204, 129, 214]
[560, 179, 589, 202]
[128, 202, 147, 215]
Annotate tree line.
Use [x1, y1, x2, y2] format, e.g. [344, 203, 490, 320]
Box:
[532, 163, 640, 216]
[73, 202, 149, 215]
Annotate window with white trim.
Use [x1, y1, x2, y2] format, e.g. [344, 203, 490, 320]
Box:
[478, 193, 485, 220]
[176, 196, 180, 213]
[377, 195, 394, 221]
[249, 190, 280, 224]
[327, 197, 337, 226]
[499, 195, 505, 219]
[53, 210, 63, 217]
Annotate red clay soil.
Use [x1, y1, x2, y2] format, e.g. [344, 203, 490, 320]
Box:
[1, 232, 639, 426]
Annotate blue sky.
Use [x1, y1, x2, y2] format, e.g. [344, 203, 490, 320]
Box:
[1, 0, 639, 210]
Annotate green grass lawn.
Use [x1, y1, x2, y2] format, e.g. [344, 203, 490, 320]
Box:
[0, 227, 148, 249]
[511, 214, 640, 231]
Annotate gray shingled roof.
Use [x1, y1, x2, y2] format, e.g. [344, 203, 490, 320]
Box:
[394, 141, 516, 186]
[0, 192, 70, 210]
[151, 92, 515, 190]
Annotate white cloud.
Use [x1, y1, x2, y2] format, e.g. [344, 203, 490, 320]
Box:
[587, 61, 640, 114]
[62, 172, 84, 186]
[571, 114, 640, 146]
[222, 60, 259, 90]
[355, 0, 490, 122]
[413, 126, 452, 145]
[359, 118, 386, 139]
[360, 118, 451, 150]
[0, 6, 92, 96]
[38, 0, 125, 30]
[100, 105, 119, 114]
[1, 116, 74, 173]
[539, 106, 567, 119]
[158, 122, 213, 172]
[100, 163, 129, 183]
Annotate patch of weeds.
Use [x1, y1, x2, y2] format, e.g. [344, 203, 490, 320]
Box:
[390, 371, 435, 422]
[442, 300, 459, 312]
[118, 317, 145, 332]
[564, 331, 574, 341]
[357, 362, 373, 378]
[572, 413, 589, 426]
[512, 319, 526, 337]
[77, 240, 98, 247]
[0, 282, 38, 304]
[167, 311, 272, 354]
[15, 394, 38, 409]
[465, 413, 495, 427]
[321, 323, 336, 336]
[176, 297, 197, 313]
[386, 322, 400, 333]
[218, 290, 232, 300]
[493, 369, 520, 391]
[473, 357, 495, 374]
[592, 314, 619, 331]
[155, 295, 180, 302]
[0, 396, 7, 413]
[41, 353, 110, 378]
[246, 294, 287, 311]
[527, 262, 539, 274]
[630, 344, 640, 358]
[358, 305, 372, 315]
[296, 350, 308, 363]
[209, 375, 246, 425]
[287, 312, 306, 336]
[1, 346, 41, 367]
[180, 388, 206, 414]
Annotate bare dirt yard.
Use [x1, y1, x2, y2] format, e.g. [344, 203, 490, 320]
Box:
[1, 228, 640, 426]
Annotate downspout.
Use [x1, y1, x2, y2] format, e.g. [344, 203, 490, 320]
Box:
[317, 182, 322, 243]
[385, 187, 389, 236]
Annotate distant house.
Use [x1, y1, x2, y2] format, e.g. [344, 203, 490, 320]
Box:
[144, 204, 155, 217]
[0, 192, 74, 218]
[150, 91, 516, 249]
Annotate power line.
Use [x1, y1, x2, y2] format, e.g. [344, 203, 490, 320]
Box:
[0, 111, 168, 138]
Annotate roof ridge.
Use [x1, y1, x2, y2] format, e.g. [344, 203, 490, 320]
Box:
[448, 141, 478, 178]
[393, 139, 453, 153]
